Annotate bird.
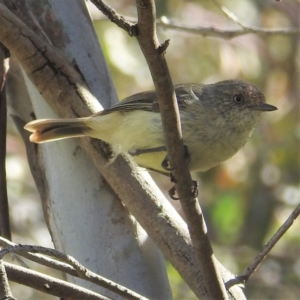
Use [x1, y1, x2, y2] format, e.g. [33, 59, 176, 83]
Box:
[24, 80, 277, 175]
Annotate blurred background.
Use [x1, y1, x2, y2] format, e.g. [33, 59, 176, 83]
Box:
[6, 0, 300, 299]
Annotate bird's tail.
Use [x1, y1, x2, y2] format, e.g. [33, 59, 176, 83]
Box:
[24, 118, 91, 143]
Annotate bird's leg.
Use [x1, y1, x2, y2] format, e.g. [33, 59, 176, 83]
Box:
[168, 173, 179, 200]
[128, 146, 167, 156]
[129, 144, 198, 200]
[168, 174, 199, 200]
[130, 145, 191, 170]
[166, 145, 197, 200]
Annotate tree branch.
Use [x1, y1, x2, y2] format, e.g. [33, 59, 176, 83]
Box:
[4, 261, 112, 300]
[212, 0, 300, 37]
[0, 239, 148, 300]
[93, 14, 300, 39]
[226, 203, 300, 289]
[157, 16, 300, 38]
[0, 260, 16, 300]
[0, 43, 11, 240]
[90, 0, 137, 36]
[134, 1, 228, 299]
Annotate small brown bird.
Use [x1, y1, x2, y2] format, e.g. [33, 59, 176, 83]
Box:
[25, 80, 277, 174]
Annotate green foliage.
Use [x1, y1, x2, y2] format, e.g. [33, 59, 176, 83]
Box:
[211, 193, 244, 244]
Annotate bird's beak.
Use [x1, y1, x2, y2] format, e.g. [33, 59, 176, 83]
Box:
[249, 103, 277, 112]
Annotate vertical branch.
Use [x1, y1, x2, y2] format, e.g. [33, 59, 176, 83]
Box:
[134, 1, 228, 299]
[0, 43, 11, 240]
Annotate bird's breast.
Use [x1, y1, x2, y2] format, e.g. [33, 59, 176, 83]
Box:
[181, 111, 259, 172]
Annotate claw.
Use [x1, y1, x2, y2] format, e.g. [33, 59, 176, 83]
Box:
[168, 186, 180, 200]
[129, 146, 166, 156]
[161, 154, 175, 171]
[169, 172, 176, 183]
[191, 180, 199, 198]
[162, 145, 191, 171]
[168, 180, 199, 200]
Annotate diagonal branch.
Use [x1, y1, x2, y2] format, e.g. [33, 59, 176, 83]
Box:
[4, 261, 112, 300]
[226, 203, 300, 289]
[0, 260, 16, 300]
[212, 0, 300, 37]
[0, 239, 149, 300]
[90, 0, 137, 36]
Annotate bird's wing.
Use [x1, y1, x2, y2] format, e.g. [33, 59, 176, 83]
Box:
[93, 83, 204, 116]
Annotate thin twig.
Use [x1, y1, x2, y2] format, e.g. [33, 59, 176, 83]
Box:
[90, 0, 137, 36]
[226, 203, 300, 289]
[211, 0, 300, 37]
[94, 15, 300, 39]
[0, 237, 74, 273]
[157, 17, 300, 38]
[0, 241, 148, 300]
[4, 261, 112, 300]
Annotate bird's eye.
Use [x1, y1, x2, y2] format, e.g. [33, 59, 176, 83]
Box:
[233, 95, 243, 104]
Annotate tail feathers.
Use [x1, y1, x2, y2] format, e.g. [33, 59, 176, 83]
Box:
[24, 119, 90, 143]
